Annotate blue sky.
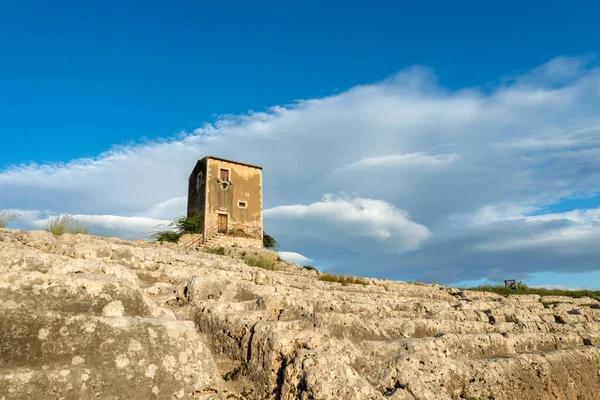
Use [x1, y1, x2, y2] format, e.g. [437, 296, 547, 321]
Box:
[2, 1, 600, 289]
[2, 0, 598, 166]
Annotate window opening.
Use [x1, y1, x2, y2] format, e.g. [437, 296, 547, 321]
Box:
[219, 168, 229, 181]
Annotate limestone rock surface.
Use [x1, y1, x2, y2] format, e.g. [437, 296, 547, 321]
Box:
[1, 228, 599, 400]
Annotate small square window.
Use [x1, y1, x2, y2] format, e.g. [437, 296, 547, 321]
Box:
[220, 168, 229, 181]
[238, 201, 247, 208]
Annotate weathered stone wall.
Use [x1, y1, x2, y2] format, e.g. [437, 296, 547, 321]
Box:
[176, 233, 262, 250]
[177, 233, 204, 248]
[205, 158, 262, 234]
[205, 235, 263, 249]
[187, 157, 208, 225]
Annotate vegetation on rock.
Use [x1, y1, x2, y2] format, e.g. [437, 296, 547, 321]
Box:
[222, 362, 248, 382]
[318, 272, 368, 286]
[262, 233, 279, 250]
[2, 228, 600, 399]
[44, 214, 90, 236]
[150, 213, 204, 243]
[467, 284, 600, 299]
[203, 246, 226, 255]
[243, 254, 277, 270]
[0, 211, 19, 228]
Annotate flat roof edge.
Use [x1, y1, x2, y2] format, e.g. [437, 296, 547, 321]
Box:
[201, 156, 263, 170]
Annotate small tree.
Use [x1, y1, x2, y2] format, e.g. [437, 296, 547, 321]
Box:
[263, 233, 279, 250]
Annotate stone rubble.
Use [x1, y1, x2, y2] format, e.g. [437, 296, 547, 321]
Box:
[1, 228, 599, 399]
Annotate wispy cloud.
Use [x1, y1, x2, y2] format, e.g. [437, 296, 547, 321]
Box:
[529, 284, 587, 291]
[277, 251, 313, 265]
[342, 152, 459, 169]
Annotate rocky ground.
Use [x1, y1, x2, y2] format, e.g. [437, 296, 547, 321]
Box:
[1, 228, 600, 399]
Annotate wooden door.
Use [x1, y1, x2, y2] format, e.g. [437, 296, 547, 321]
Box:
[218, 214, 228, 234]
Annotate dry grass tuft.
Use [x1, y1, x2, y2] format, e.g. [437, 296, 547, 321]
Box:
[467, 284, 600, 299]
[243, 254, 277, 270]
[318, 272, 368, 286]
[203, 246, 226, 255]
[45, 215, 90, 236]
[0, 211, 20, 228]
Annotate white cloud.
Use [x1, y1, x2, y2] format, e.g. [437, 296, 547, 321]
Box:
[341, 152, 459, 169]
[1, 209, 170, 239]
[472, 226, 598, 252]
[63, 214, 170, 235]
[529, 284, 587, 291]
[0, 209, 41, 229]
[141, 197, 187, 219]
[2, 55, 600, 284]
[265, 194, 431, 252]
[470, 207, 600, 254]
[452, 203, 539, 226]
[30, 213, 170, 239]
[277, 251, 313, 265]
[524, 207, 600, 223]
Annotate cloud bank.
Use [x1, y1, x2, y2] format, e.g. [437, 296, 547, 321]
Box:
[2, 55, 600, 286]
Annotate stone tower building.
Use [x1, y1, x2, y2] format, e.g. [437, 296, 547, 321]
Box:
[187, 156, 263, 247]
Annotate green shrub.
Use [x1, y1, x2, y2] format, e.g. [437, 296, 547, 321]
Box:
[0, 211, 20, 228]
[204, 246, 225, 255]
[172, 213, 204, 234]
[149, 212, 204, 243]
[318, 272, 368, 286]
[243, 254, 277, 270]
[45, 215, 90, 236]
[263, 233, 279, 250]
[303, 265, 318, 272]
[150, 230, 181, 243]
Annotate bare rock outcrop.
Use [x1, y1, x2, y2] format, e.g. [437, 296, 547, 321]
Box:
[1, 228, 599, 399]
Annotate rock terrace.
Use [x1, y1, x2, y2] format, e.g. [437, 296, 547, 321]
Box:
[1, 228, 599, 399]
